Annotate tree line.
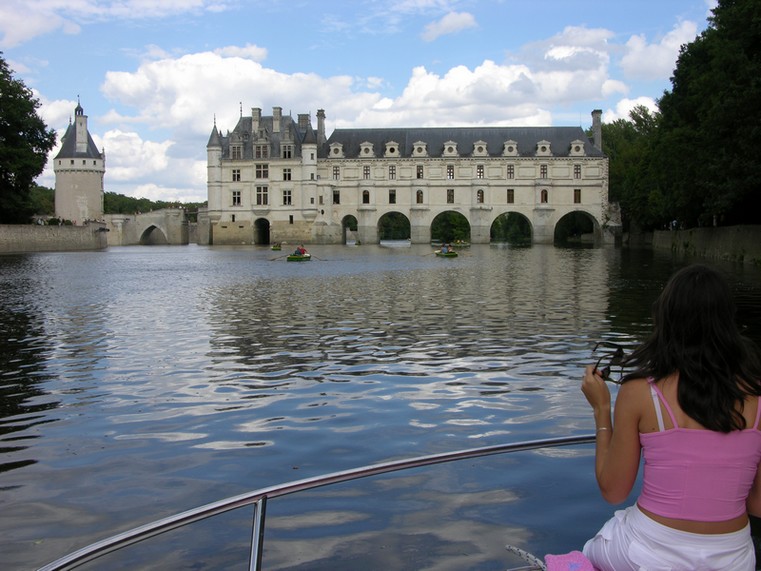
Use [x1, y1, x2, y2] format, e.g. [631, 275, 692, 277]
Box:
[2, 0, 760, 230]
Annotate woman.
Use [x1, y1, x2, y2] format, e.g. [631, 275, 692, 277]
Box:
[582, 264, 761, 570]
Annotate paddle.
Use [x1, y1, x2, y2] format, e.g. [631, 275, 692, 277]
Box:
[269, 253, 289, 261]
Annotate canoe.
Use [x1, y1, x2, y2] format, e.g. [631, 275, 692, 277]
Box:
[435, 251, 458, 258]
[271, 245, 281, 251]
[286, 253, 311, 262]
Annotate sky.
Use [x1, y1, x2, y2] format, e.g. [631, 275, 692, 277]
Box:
[1, 0, 717, 204]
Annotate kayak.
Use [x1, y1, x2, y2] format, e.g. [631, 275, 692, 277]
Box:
[287, 253, 311, 262]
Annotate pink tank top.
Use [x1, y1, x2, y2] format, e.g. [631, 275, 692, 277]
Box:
[638, 380, 761, 521]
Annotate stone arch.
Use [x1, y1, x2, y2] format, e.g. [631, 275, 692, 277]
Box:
[431, 210, 470, 243]
[342, 215, 358, 244]
[378, 211, 411, 241]
[553, 210, 601, 246]
[490, 211, 533, 245]
[139, 225, 168, 245]
[254, 218, 271, 244]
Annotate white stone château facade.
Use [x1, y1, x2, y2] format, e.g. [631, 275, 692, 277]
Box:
[203, 107, 615, 245]
[54, 101, 105, 224]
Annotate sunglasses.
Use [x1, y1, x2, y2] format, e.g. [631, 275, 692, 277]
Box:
[592, 342, 626, 384]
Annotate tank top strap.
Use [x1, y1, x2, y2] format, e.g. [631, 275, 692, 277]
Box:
[647, 377, 678, 430]
[754, 396, 761, 430]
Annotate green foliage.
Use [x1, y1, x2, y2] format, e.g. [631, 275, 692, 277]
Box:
[490, 213, 531, 244]
[0, 53, 57, 224]
[29, 185, 55, 215]
[103, 191, 206, 221]
[431, 211, 470, 242]
[377, 212, 410, 239]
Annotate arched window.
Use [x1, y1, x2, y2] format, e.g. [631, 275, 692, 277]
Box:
[540, 189, 548, 203]
[476, 189, 484, 204]
[362, 190, 370, 204]
[416, 190, 424, 204]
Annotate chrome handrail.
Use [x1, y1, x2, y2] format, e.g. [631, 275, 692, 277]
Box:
[38, 434, 595, 571]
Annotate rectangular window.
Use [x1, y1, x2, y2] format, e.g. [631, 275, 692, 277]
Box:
[289, 215, 294, 224]
[283, 168, 292, 181]
[232, 191, 241, 206]
[319, 195, 324, 205]
[540, 164, 548, 179]
[282, 145, 293, 159]
[363, 165, 370, 179]
[232, 169, 241, 182]
[255, 145, 269, 159]
[333, 166, 340, 180]
[447, 165, 455, 179]
[574, 164, 582, 179]
[333, 190, 340, 204]
[476, 165, 484, 179]
[231, 145, 242, 160]
[283, 189, 292, 205]
[416, 165, 424, 179]
[507, 165, 514, 179]
[256, 186, 268, 206]
[256, 164, 269, 179]
[362, 190, 370, 204]
[507, 188, 514, 204]
[389, 189, 396, 204]
[447, 189, 454, 204]
[388, 165, 396, 180]
[574, 188, 581, 204]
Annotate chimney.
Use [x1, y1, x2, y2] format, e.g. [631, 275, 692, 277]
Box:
[591, 109, 602, 150]
[297, 113, 310, 131]
[317, 109, 326, 144]
[252, 107, 261, 132]
[272, 106, 282, 133]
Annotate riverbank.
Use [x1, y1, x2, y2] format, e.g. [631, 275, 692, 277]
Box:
[0, 223, 108, 254]
[649, 225, 761, 266]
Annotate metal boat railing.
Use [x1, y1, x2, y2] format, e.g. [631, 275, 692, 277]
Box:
[38, 434, 596, 571]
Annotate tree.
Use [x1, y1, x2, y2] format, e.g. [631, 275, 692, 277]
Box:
[655, 0, 761, 226]
[0, 53, 57, 224]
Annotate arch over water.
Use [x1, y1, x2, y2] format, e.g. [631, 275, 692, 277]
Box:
[139, 225, 169, 245]
[341, 215, 358, 244]
[554, 210, 601, 246]
[254, 218, 271, 245]
[490, 212, 533, 245]
[378, 212, 411, 240]
[431, 211, 471, 243]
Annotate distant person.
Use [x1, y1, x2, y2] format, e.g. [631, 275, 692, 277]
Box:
[581, 264, 761, 570]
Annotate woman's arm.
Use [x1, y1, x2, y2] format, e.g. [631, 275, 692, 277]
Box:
[582, 365, 643, 504]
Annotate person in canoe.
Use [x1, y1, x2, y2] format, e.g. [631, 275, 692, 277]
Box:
[293, 245, 307, 256]
[581, 264, 761, 571]
[440, 244, 450, 253]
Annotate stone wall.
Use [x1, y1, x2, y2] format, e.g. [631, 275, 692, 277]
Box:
[0, 223, 108, 254]
[652, 225, 761, 266]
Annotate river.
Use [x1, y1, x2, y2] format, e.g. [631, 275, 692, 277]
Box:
[2, 243, 760, 570]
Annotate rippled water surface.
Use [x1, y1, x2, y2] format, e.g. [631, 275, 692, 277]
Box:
[2, 244, 761, 570]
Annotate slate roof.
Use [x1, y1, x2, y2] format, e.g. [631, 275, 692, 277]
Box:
[209, 114, 313, 159]
[54, 122, 103, 160]
[322, 126, 602, 159]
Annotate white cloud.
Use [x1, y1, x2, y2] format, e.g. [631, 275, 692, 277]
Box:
[214, 44, 268, 61]
[620, 20, 698, 80]
[421, 11, 477, 42]
[604, 96, 659, 123]
[0, 0, 231, 48]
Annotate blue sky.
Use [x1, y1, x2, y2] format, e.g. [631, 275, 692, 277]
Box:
[1, 0, 715, 203]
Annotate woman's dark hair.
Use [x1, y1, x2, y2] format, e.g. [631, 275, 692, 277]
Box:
[623, 264, 761, 432]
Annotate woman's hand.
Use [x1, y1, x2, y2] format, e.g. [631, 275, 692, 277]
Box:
[582, 364, 611, 412]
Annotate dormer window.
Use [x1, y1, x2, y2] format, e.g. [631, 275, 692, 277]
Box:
[502, 140, 519, 157]
[535, 140, 552, 157]
[330, 143, 345, 158]
[413, 141, 428, 157]
[569, 139, 587, 157]
[442, 140, 458, 157]
[472, 140, 488, 157]
[360, 141, 374, 157]
[384, 141, 399, 157]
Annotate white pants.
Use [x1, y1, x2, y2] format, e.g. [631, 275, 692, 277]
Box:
[582, 504, 755, 571]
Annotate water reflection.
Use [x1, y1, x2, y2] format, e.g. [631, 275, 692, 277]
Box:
[1, 245, 760, 570]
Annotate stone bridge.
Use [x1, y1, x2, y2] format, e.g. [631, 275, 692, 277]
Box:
[104, 209, 189, 246]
